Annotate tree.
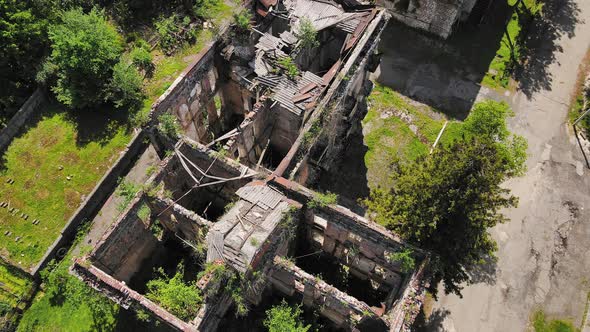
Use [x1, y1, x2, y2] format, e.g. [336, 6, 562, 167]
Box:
[462, 100, 527, 176]
[264, 300, 310, 332]
[145, 267, 202, 321]
[106, 58, 144, 110]
[363, 133, 526, 295]
[38, 8, 123, 108]
[0, 0, 46, 115]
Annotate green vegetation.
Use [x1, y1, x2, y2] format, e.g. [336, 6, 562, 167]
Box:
[158, 113, 182, 138]
[18, 244, 118, 332]
[264, 300, 311, 332]
[38, 8, 125, 109]
[0, 107, 131, 269]
[198, 262, 249, 316]
[232, 10, 252, 33]
[137, 203, 151, 222]
[296, 17, 319, 50]
[278, 56, 300, 79]
[483, 0, 543, 89]
[308, 191, 338, 209]
[0, 0, 46, 120]
[363, 114, 527, 295]
[194, 0, 230, 21]
[107, 58, 145, 110]
[569, 48, 590, 137]
[532, 310, 577, 332]
[0, 261, 34, 328]
[363, 84, 463, 188]
[115, 179, 141, 212]
[145, 266, 202, 321]
[155, 14, 198, 55]
[386, 249, 416, 273]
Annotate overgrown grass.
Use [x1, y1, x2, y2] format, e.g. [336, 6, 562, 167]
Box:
[532, 310, 578, 332]
[363, 84, 463, 188]
[482, 0, 543, 89]
[0, 261, 34, 327]
[0, 106, 131, 270]
[17, 252, 119, 331]
[135, 1, 235, 125]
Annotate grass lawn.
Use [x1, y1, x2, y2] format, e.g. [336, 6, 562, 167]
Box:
[363, 84, 463, 189]
[482, 0, 542, 90]
[0, 106, 132, 270]
[17, 243, 119, 332]
[531, 310, 577, 332]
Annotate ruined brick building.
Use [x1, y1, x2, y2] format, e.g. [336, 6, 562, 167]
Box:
[71, 0, 431, 331]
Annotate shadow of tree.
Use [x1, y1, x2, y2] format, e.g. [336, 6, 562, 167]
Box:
[413, 308, 451, 332]
[465, 253, 498, 285]
[516, 0, 582, 98]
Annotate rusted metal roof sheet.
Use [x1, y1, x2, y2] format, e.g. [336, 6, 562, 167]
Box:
[292, 92, 312, 103]
[322, 59, 342, 86]
[343, 9, 377, 52]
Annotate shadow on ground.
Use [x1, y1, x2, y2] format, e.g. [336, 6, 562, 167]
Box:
[466, 254, 498, 285]
[413, 308, 451, 332]
[316, 131, 370, 214]
[372, 1, 513, 119]
[516, 0, 582, 98]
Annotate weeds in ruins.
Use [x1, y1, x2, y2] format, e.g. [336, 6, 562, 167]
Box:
[264, 300, 311, 332]
[0, 261, 34, 329]
[308, 191, 338, 209]
[115, 179, 141, 212]
[145, 265, 203, 321]
[386, 248, 416, 273]
[278, 57, 300, 79]
[296, 18, 319, 50]
[158, 113, 182, 138]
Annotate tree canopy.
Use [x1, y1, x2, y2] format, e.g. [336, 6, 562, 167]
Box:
[0, 0, 46, 115]
[363, 100, 527, 295]
[38, 8, 123, 108]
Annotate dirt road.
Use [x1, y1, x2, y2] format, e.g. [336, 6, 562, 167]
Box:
[429, 0, 590, 331]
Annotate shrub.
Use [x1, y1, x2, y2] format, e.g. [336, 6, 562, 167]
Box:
[264, 300, 310, 332]
[129, 46, 154, 75]
[232, 10, 252, 33]
[145, 267, 202, 321]
[278, 56, 299, 79]
[107, 59, 144, 110]
[296, 17, 319, 50]
[194, 0, 223, 20]
[155, 14, 196, 55]
[308, 191, 337, 209]
[386, 248, 415, 273]
[158, 113, 181, 138]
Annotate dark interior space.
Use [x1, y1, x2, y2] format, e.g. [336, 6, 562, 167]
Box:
[114, 307, 178, 332]
[180, 185, 233, 221]
[127, 236, 203, 294]
[293, 233, 390, 307]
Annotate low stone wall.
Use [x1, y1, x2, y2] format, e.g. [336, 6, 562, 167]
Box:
[0, 88, 47, 152]
[388, 258, 430, 332]
[271, 256, 387, 329]
[32, 130, 148, 277]
[90, 193, 158, 281]
[71, 261, 196, 331]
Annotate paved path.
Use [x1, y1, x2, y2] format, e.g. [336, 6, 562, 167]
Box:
[431, 0, 590, 331]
